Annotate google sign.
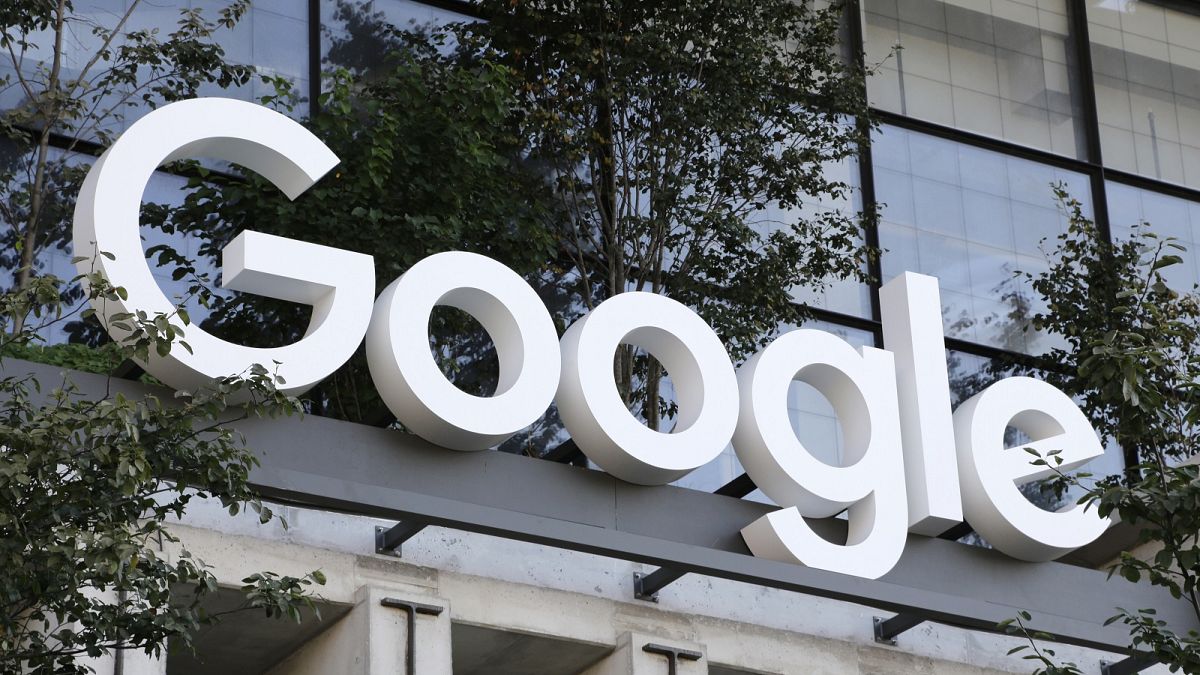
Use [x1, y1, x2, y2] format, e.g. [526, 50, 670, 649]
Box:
[73, 99, 1110, 581]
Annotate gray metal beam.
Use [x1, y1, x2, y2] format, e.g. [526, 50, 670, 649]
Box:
[873, 613, 926, 645]
[227, 416, 1200, 654]
[6, 359, 1194, 656]
[375, 520, 427, 557]
[633, 473, 759, 601]
[713, 473, 756, 498]
[633, 568, 686, 602]
[1100, 654, 1157, 675]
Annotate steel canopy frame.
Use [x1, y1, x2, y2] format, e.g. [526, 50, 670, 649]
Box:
[9, 361, 1188, 657]
[237, 412, 1190, 655]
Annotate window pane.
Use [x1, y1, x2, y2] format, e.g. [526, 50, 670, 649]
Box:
[862, 0, 1087, 158]
[1106, 181, 1200, 290]
[778, 156, 875, 319]
[0, 145, 215, 346]
[321, 0, 472, 75]
[1, 1, 311, 128]
[873, 124, 1090, 354]
[1088, 0, 1200, 188]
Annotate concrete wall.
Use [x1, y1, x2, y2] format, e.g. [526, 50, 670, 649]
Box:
[160, 498, 1170, 675]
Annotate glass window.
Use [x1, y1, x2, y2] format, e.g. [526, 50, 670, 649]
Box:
[862, 0, 1087, 158]
[873, 124, 1090, 354]
[1088, 0, 1200, 188]
[1, 0, 311, 129]
[1106, 181, 1200, 290]
[0, 144, 214, 347]
[321, 0, 472, 75]
[749, 156, 873, 319]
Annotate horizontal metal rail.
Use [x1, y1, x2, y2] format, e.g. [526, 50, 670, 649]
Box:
[1100, 654, 1157, 675]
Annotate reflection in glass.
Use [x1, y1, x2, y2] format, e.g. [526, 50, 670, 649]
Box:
[321, 0, 472, 78]
[873, 124, 1090, 354]
[1088, 1, 1200, 189]
[0, 141, 213, 347]
[862, 0, 1086, 158]
[1106, 181, 1200, 291]
[0, 0, 311, 129]
[780, 156, 874, 318]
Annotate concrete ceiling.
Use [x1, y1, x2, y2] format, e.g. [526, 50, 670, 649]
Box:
[711, 665, 768, 675]
[166, 586, 352, 675]
[451, 623, 612, 675]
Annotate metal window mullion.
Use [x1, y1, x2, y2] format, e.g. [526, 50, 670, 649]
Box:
[871, 109, 1098, 175]
[308, 0, 322, 115]
[1066, 0, 1114, 245]
[845, 0, 886, 347]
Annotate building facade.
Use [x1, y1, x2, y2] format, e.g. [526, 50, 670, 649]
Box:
[9, 0, 1200, 673]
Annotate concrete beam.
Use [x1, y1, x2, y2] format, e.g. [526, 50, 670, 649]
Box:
[582, 633, 707, 675]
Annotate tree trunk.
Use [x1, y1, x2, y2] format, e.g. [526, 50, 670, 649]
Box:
[12, 0, 68, 333]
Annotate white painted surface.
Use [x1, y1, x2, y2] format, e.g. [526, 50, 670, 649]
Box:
[954, 376, 1112, 561]
[880, 272, 963, 536]
[366, 251, 561, 450]
[734, 328, 907, 579]
[557, 292, 739, 485]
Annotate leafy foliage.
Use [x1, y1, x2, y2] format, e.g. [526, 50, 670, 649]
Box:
[0, 0, 260, 321]
[1006, 188, 1200, 672]
[161, 15, 558, 425]
[1000, 611, 1083, 675]
[0, 265, 326, 672]
[168, 0, 876, 435]
[465, 0, 876, 427]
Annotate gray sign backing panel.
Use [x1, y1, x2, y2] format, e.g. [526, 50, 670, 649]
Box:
[6, 359, 1191, 654]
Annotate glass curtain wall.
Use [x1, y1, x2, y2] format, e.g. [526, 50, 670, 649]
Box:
[12, 0, 1200, 495]
[862, 0, 1088, 158]
[872, 124, 1088, 354]
[0, 0, 311, 129]
[1088, 0, 1200, 188]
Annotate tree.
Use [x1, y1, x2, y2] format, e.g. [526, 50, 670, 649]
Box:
[1003, 189, 1200, 673]
[0, 3, 329, 670]
[466, 0, 875, 428]
[167, 0, 875, 438]
[159, 10, 560, 433]
[0, 258, 325, 674]
[0, 0, 261, 331]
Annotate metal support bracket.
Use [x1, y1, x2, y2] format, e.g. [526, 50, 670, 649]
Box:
[634, 568, 687, 602]
[1100, 654, 1157, 675]
[375, 521, 427, 557]
[714, 473, 756, 498]
[380, 597, 444, 675]
[873, 614, 926, 645]
[543, 438, 585, 464]
[632, 474, 756, 602]
[642, 643, 702, 675]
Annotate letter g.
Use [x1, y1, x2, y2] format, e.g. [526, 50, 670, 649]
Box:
[73, 98, 375, 394]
